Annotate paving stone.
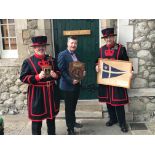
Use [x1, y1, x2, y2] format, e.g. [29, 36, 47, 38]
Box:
[2, 112, 155, 135]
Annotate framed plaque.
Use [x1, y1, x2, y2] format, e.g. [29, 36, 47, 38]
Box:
[97, 58, 132, 88]
[69, 61, 85, 80]
[42, 66, 52, 78]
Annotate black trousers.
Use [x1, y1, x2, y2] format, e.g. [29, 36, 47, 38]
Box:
[63, 86, 80, 131]
[32, 118, 55, 135]
[106, 104, 126, 126]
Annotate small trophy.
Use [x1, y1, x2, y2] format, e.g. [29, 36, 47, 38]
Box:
[42, 66, 52, 78]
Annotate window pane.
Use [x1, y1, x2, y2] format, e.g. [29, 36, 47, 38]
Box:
[2, 38, 9, 50]
[9, 25, 15, 37]
[10, 38, 17, 49]
[1, 25, 8, 37]
[1, 19, 7, 24]
[8, 19, 14, 23]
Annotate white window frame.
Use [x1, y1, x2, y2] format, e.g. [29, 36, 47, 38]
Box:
[0, 19, 18, 58]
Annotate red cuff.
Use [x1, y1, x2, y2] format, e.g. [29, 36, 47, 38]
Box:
[35, 74, 40, 81]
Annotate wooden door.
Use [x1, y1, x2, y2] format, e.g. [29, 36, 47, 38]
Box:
[53, 19, 99, 99]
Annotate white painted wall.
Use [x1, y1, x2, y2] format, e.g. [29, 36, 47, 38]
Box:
[117, 19, 133, 47]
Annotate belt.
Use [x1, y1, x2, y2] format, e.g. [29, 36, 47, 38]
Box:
[30, 81, 55, 87]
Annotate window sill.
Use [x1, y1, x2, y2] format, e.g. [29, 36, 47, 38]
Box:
[0, 58, 21, 67]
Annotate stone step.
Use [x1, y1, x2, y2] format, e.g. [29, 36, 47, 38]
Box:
[59, 100, 133, 121]
[60, 100, 102, 112]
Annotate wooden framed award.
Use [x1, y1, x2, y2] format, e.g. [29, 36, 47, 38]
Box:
[69, 61, 85, 80]
[97, 58, 132, 88]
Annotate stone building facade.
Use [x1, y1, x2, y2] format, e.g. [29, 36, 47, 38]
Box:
[0, 19, 53, 115]
[0, 19, 155, 122]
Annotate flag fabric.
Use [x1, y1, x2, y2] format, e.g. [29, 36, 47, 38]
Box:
[97, 59, 132, 88]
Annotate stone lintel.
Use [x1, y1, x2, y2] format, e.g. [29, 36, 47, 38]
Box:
[128, 88, 155, 97]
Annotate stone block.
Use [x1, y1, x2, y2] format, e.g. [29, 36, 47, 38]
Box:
[135, 22, 150, 38]
[131, 78, 148, 88]
[134, 36, 146, 42]
[132, 43, 141, 50]
[129, 100, 146, 112]
[27, 19, 38, 29]
[147, 33, 155, 42]
[148, 21, 155, 30]
[0, 92, 10, 101]
[137, 50, 153, 60]
[141, 41, 151, 49]
[149, 74, 155, 81]
[146, 103, 155, 111]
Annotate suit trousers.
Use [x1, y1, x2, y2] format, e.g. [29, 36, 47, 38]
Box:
[63, 85, 80, 131]
[32, 118, 55, 135]
[106, 104, 126, 126]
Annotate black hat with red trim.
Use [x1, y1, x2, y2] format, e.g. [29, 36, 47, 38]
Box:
[101, 28, 117, 38]
[30, 36, 50, 47]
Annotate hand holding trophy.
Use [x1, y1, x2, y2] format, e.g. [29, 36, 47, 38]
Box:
[50, 70, 58, 78]
[39, 71, 45, 79]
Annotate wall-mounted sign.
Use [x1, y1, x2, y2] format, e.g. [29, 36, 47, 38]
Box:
[63, 30, 91, 36]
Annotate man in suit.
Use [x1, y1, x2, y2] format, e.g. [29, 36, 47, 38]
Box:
[58, 36, 83, 135]
[96, 28, 129, 132]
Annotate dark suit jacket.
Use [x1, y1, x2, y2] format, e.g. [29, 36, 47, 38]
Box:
[58, 49, 80, 91]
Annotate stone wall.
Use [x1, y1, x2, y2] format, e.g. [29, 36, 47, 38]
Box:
[0, 66, 27, 115]
[127, 19, 155, 121]
[0, 19, 52, 115]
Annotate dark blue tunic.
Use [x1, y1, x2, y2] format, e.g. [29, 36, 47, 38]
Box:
[20, 54, 60, 121]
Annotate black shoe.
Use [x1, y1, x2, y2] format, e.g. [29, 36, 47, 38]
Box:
[106, 120, 118, 127]
[68, 129, 76, 135]
[74, 122, 83, 128]
[120, 124, 128, 133]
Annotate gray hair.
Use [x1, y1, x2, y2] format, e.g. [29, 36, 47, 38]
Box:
[67, 36, 78, 42]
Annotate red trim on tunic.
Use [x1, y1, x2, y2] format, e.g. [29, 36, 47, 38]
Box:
[28, 58, 38, 74]
[106, 102, 128, 106]
[30, 81, 54, 87]
[117, 44, 122, 59]
[29, 85, 34, 117]
[28, 86, 31, 117]
[27, 75, 32, 84]
[48, 85, 53, 119]
[22, 75, 29, 83]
